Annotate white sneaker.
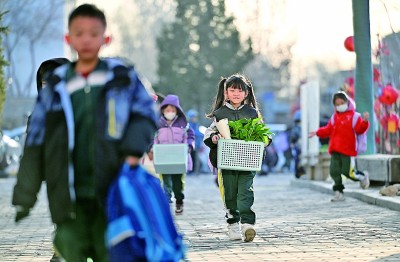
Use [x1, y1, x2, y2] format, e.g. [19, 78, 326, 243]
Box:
[331, 191, 345, 202]
[227, 223, 242, 240]
[360, 171, 370, 189]
[241, 223, 256, 242]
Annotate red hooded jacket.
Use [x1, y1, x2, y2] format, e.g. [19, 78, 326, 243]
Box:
[316, 94, 369, 156]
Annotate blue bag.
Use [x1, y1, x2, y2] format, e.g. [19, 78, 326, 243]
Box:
[106, 164, 185, 262]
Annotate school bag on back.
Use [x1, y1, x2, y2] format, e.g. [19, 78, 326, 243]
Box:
[106, 164, 186, 262]
[330, 112, 367, 154]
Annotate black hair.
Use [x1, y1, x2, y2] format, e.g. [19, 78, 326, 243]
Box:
[206, 74, 260, 118]
[36, 58, 70, 93]
[332, 91, 348, 105]
[68, 4, 107, 28]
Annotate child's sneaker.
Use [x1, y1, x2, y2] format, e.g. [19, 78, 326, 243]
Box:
[360, 171, 370, 189]
[227, 223, 242, 240]
[241, 223, 256, 242]
[175, 202, 183, 214]
[331, 191, 345, 202]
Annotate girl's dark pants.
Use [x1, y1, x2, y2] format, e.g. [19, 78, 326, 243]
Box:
[330, 152, 361, 193]
[162, 174, 184, 204]
[219, 170, 256, 225]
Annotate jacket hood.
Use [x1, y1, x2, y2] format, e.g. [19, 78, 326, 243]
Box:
[36, 58, 70, 93]
[160, 95, 185, 118]
[332, 91, 355, 112]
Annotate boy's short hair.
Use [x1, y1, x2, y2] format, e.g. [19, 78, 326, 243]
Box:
[68, 4, 107, 28]
[36, 58, 70, 93]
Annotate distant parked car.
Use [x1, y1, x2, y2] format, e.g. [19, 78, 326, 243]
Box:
[0, 130, 23, 177]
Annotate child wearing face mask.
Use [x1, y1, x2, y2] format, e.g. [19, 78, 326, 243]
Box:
[309, 91, 370, 202]
[154, 94, 195, 214]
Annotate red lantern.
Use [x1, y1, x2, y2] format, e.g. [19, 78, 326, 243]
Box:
[387, 114, 399, 133]
[380, 112, 400, 133]
[344, 36, 355, 52]
[378, 84, 399, 105]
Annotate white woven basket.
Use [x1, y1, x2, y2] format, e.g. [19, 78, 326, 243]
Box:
[217, 139, 264, 171]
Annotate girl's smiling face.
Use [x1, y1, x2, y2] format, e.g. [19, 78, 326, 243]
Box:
[225, 87, 247, 108]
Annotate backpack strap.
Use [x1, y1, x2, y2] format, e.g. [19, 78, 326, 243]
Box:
[352, 112, 361, 128]
[330, 115, 335, 125]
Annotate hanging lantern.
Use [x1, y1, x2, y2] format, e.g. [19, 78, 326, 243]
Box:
[378, 84, 399, 105]
[387, 113, 400, 134]
[380, 112, 400, 133]
[344, 36, 355, 52]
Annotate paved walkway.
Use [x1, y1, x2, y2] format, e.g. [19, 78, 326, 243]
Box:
[1, 173, 400, 261]
[177, 173, 400, 261]
[0, 177, 54, 261]
[292, 175, 400, 212]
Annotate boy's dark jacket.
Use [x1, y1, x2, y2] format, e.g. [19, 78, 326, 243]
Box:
[204, 103, 258, 168]
[12, 58, 158, 224]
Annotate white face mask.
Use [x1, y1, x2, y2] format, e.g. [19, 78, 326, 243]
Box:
[164, 112, 177, 120]
[336, 104, 348, 112]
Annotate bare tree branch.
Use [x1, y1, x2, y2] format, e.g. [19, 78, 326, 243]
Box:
[3, 0, 64, 97]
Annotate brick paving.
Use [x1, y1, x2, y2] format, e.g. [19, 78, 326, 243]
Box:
[1, 173, 400, 261]
[176, 174, 400, 262]
[0, 177, 54, 261]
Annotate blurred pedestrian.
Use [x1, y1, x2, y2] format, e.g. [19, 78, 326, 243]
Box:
[154, 94, 195, 214]
[12, 4, 157, 261]
[289, 110, 305, 178]
[37, 58, 70, 262]
[309, 91, 370, 202]
[186, 109, 204, 175]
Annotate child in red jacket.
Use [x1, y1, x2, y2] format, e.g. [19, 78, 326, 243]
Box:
[309, 91, 370, 202]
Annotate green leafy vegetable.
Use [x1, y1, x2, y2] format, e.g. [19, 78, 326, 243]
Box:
[228, 118, 274, 143]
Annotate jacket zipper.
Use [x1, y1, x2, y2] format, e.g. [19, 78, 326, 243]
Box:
[84, 79, 96, 197]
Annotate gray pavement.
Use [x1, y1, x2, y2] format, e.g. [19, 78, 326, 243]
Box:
[1, 173, 400, 261]
[0, 177, 54, 261]
[291, 175, 400, 212]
